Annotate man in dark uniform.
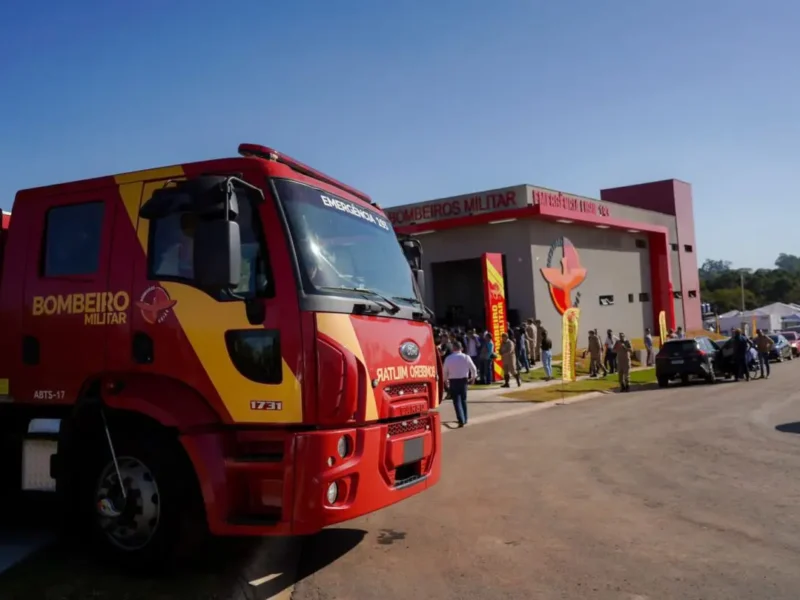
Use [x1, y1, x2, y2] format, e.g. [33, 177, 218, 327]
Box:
[732, 328, 752, 382]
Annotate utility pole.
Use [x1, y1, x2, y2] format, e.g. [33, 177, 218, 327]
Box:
[740, 270, 745, 312]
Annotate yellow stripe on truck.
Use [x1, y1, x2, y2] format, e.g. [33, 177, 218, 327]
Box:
[115, 169, 303, 424]
[316, 313, 379, 422]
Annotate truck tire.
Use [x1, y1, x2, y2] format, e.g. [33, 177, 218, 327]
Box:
[79, 428, 206, 571]
[657, 376, 669, 388]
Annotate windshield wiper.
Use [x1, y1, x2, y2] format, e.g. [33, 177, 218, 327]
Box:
[393, 296, 434, 321]
[319, 286, 401, 314]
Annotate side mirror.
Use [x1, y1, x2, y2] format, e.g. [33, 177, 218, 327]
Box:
[194, 220, 241, 288]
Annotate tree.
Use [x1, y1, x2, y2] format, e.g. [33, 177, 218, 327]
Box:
[699, 254, 800, 313]
[775, 253, 800, 274]
[699, 258, 732, 280]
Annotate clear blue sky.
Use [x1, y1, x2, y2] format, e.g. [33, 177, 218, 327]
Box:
[1, 0, 797, 269]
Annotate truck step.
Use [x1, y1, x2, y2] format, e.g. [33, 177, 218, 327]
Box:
[21, 419, 61, 493]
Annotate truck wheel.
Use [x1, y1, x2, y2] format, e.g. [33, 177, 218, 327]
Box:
[83, 429, 206, 571]
[657, 376, 669, 388]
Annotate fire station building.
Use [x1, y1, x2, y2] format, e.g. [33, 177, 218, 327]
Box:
[386, 179, 700, 349]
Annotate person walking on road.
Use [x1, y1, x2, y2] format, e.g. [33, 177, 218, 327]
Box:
[614, 332, 633, 391]
[754, 329, 774, 379]
[443, 341, 477, 428]
[540, 329, 554, 380]
[604, 329, 618, 374]
[644, 327, 655, 366]
[585, 329, 606, 377]
[499, 332, 521, 388]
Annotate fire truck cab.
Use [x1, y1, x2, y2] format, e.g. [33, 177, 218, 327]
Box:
[0, 145, 441, 567]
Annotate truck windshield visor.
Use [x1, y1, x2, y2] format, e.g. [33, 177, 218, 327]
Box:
[275, 179, 418, 304]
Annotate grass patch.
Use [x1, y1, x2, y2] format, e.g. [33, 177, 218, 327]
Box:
[500, 368, 658, 403]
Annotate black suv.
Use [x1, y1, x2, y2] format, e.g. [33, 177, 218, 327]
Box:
[655, 336, 723, 387]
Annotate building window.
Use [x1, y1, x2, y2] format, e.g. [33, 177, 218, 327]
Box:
[599, 295, 614, 306]
[628, 293, 634, 303]
[671, 243, 679, 251]
[684, 244, 693, 252]
[635, 239, 647, 249]
[673, 291, 683, 299]
[639, 292, 650, 302]
[42, 201, 105, 277]
[688, 290, 697, 298]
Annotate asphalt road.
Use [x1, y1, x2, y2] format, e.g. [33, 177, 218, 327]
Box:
[3, 362, 800, 599]
[294, 363, 800, 600]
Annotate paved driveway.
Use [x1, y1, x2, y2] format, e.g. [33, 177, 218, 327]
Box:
[295, 364, 800, 600]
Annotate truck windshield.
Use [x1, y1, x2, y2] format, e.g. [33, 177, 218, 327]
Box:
[274, 179, 419, 305]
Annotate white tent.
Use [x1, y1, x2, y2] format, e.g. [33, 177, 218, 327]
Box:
[718, 309, 780, 336]
[757, 302, 800, 318]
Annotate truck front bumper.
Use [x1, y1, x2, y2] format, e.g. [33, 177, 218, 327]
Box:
[179, 412, 441, 537]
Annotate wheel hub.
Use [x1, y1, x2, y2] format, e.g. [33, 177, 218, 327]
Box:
[95, 456, 160, 551]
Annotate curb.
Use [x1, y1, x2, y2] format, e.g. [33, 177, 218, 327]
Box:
[439, 390, 607, 434]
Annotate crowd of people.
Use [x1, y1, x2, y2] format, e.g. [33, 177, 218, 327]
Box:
[437, 320, 696, 427]
[434, 319, 553, 388]
[437, 319, 556, 428]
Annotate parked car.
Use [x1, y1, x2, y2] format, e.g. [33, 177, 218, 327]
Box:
[768, 334, 794, 362]
[655, 336, 724, 387]
[780, 331, 800, 357]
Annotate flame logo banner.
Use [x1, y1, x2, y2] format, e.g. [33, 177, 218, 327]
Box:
[658, 310, 667, 345]
[561, 308, 580, 382]
[482, 253, 507, 382]
[541, 237, 587, 315]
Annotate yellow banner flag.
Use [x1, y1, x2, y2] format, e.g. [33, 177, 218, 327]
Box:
[751, 315, 757, 335]
[658, 310, 667, 345]
[561, 307, 580, 382]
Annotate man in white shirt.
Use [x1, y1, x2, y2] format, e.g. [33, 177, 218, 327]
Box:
[443, 341, 478, 428]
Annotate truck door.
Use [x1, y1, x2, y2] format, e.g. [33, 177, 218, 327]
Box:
[19, 190, 117, 404]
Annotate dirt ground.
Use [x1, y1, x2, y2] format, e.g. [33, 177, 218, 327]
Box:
[3, 362, 800, 599]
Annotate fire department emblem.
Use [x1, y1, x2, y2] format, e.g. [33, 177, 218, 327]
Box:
[540, 237, 586, 315]
[136, 285, 177, 324]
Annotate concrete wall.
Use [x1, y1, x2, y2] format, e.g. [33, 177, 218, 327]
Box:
[528, 189, 693, 330]
[418, 216, 660, 351]
[529, 221, 652, 352]
[600, 180, 701, 331]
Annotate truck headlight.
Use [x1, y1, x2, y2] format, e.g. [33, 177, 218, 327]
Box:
[326, 481, 339, 505]
[337, 435, 351, 458]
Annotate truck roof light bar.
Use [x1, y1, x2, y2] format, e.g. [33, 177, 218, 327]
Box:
[238, 143, 376, 207]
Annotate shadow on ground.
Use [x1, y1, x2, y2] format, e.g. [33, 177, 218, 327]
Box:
[775, 422, 800, 435]
[0, 496, 366, 600]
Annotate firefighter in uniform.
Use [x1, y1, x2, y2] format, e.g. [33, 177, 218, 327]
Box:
[614, 332, 633, 391]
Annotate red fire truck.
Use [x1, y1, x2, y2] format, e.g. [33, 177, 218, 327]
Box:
[0, 144, 442, 567]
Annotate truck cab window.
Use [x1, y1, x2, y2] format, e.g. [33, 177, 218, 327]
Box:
[42, 201, 105, 277]
[149, 189, 270, 298]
